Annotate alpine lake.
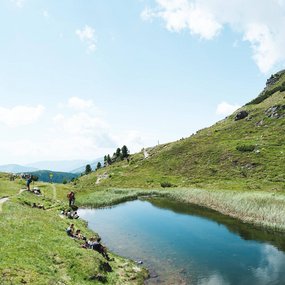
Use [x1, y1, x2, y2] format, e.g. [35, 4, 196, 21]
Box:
[78, 197, 285, 285]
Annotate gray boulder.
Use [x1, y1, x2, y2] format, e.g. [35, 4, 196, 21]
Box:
[234, 110, 248, 121]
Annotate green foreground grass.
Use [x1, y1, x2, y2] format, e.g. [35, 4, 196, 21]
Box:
[0, 174, 147, 285]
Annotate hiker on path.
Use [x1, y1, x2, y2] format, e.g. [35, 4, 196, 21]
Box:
[26, 176, 32, 191]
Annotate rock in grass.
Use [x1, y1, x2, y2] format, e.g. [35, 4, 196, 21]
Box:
[89, 274, 107, 283]
[99, 262, 112, 272]
[234, 110, 248, 121]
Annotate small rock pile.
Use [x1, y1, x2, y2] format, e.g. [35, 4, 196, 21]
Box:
[265, 105, 285, 119]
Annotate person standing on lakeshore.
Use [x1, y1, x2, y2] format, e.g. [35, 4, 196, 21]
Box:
[67, 191, 75, 207]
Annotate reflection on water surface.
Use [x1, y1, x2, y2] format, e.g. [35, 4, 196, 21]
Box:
[78, 197, 285, 284]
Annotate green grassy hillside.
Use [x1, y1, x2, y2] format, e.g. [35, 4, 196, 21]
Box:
[0, 174, 147, 285]
[85, 70, 285, 191]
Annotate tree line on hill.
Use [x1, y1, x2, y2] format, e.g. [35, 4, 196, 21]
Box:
[85, 145, 129, 175]
[19, 171, 79, 184]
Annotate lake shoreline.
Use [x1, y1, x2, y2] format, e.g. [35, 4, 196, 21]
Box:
[78, 197, 285, 285]
[77, 187, 285, 233]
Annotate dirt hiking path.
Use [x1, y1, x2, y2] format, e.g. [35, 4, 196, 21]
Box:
[0, 197, 9, 213]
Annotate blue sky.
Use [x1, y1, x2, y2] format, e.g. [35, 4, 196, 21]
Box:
[1, 0, 285, 165]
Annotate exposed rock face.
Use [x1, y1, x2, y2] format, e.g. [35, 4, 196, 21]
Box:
[96, 172, 109, 184]
[266, 75, 280, 86]
[266, 70, 285, 86]
[234, 110, 248, 121]
[265, 105, 285, 119]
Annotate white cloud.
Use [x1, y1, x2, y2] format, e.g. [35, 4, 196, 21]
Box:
[76, 25, 97, 53]
[53, 112, 108, 136]
[216, 102, 240, 116]
[0, 98, 150, 164]
[68, 96, 94, 110]
[48, 113, 113, 160]
[0, 105, 45, 127]
[114, 130, 146, 153]
[10, 0, 25, 8]
[53, 97, 118, 154]
[2, 129, 148, 163]
[53, 97, 118, 149]
[253, 245, 285, 284]
[0, 136, 114, 164]
[50, 111, 149, 159]
[142, 0, 285, 73]
[243, 23, 281, 73]
[198, 273, 229, 285]
[142, 0, 221, 39]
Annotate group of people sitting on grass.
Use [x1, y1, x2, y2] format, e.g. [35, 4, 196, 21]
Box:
[61, 209, 79, 219]
[29, 187, 41, 195]
[66, 223, 111, 260]
[32, 202, 45, 210]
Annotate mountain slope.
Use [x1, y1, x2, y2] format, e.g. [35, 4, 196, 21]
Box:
[82, 70, 285, 190]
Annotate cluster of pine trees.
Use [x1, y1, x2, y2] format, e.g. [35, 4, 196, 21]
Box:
[103, 145, 129, 166]
[84, 145, 129, 175]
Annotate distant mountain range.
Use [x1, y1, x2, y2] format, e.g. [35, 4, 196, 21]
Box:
[25, 160, 91, 173]
[0, 158, 104, 174]
[0, 164, 39, 173]
[70, 158, 104, 173]
[30, 170, 79, 183]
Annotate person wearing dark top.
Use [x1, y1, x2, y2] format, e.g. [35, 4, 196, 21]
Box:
[26, 176, 32, 191]
[90, 237, 111, 260]
[67, 191, 75, 207]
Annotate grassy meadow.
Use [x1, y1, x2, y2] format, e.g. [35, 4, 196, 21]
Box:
[0, 174, 147, 285]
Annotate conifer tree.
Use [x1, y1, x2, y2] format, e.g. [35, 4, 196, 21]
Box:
[96, 162, 102, 170]
[121, 145, 129, 158]
[116, 148, 121, 157]
[107, 154, 112, 165]
[85, 164, 92, 175]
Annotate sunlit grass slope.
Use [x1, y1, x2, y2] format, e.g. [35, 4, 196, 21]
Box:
[0, 177, 147, 285]
[85, 71, 285, 190]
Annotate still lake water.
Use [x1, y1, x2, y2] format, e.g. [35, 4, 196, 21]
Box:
[78, 198, 285, 285]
